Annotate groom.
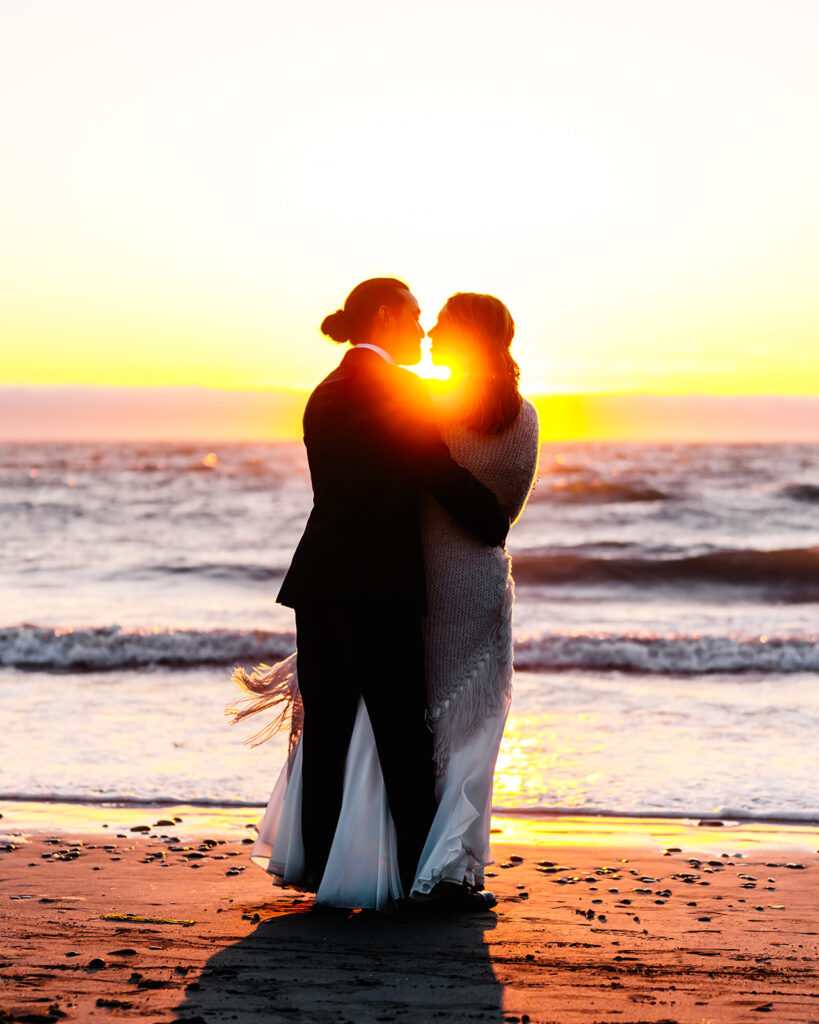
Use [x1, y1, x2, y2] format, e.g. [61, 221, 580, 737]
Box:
[277, 277, 508, 898]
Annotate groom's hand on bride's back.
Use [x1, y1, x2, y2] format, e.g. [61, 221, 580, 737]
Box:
[377, 371, 510, 547]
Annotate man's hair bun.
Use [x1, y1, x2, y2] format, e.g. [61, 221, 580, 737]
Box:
[319, 278, 410, 345]
[320, 309, 351, 343]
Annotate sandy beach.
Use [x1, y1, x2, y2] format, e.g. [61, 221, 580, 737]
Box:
[1, 803, 817, 1023]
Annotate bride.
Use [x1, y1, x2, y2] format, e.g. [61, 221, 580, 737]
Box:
[229, 292, 539, 912]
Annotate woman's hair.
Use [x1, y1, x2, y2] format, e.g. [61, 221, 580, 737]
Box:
[443, 292, 522, 435]
[320, 277, 410, 344]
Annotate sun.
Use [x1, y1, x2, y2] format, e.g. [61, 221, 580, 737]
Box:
[408, 341, 452, 382]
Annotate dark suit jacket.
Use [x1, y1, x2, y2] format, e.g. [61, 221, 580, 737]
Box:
[277, 346, 509, 613]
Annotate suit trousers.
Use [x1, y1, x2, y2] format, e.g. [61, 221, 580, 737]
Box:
[294, 602, 437, 895]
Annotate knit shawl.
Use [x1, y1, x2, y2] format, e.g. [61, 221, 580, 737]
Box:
[422, 398, 540, 771]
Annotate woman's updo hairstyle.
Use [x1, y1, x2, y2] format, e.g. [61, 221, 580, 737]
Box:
[320, 277, 410, 344]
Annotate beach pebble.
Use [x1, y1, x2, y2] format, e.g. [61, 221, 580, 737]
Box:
[697, 916, 711, 922]
[108, 949, 137, 956]
[509, 855, 523, 863]
[154, 819, 175, 827]
[88, 958, 105, 969]
[129, 825, 150, 833]
[785, 862, 805, 869]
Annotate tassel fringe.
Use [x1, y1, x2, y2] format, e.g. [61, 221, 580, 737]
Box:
[427, 579, 514, 774]
[226, 651, 303, 755]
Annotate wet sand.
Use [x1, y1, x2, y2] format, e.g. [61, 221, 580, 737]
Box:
[1, 804, 817, 1023]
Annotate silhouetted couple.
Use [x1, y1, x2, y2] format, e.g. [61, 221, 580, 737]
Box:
[231, 277, 539, 912]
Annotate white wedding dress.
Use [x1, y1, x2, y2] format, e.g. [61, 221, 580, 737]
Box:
[234, 398, 540, 911]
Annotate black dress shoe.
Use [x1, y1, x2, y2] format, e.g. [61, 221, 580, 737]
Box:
[403, 884, 497, 915]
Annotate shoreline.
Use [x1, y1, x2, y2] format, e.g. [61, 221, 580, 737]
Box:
[2, 797, 818, 836]
[1, 805, 817, 1022]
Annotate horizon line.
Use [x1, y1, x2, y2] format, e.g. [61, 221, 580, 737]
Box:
[3, 383, 819, 399]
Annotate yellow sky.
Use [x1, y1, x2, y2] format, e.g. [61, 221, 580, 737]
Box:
[2, 0, 818, 398]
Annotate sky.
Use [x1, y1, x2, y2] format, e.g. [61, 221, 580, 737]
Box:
[2, 1, 819, 430]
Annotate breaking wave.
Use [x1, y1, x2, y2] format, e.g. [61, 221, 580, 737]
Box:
[0, 625, 295, 671]
[2, 624, 817, 674]
[513, 630, 819, 674]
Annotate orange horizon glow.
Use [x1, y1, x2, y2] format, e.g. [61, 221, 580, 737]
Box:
[3, 384, 819, 443]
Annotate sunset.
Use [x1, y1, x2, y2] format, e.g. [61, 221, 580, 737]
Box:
[3, 0, 819, 434]
[2, 4, 818, 1020]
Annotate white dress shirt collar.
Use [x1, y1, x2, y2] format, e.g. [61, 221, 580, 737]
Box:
[352, 343, 396, 365]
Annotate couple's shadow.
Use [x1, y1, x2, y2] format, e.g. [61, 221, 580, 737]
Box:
[173, 898, 504, 1023]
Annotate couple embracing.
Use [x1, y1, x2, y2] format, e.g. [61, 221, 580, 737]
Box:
[230, 277, 539, 913]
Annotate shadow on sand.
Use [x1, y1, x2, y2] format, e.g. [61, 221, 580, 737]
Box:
[172, 900, 503, 1023]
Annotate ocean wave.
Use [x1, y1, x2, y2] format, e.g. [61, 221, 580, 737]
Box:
[781, 483, 819, 502]
[512, 545, 819, 590]
[0, 625, 295, 671]
[514, 630, 819, 674]
[528, 478, 669, 504]
[1, 624, 817, 674]
[136, 561, 285, 582]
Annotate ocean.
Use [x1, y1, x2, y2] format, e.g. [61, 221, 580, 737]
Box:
[1, 440, 817, 822]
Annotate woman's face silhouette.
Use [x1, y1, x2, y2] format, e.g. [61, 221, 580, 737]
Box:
[427, 305, 469, 375]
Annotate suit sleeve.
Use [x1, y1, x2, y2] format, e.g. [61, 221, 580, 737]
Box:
[376, 374, 509, 547]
